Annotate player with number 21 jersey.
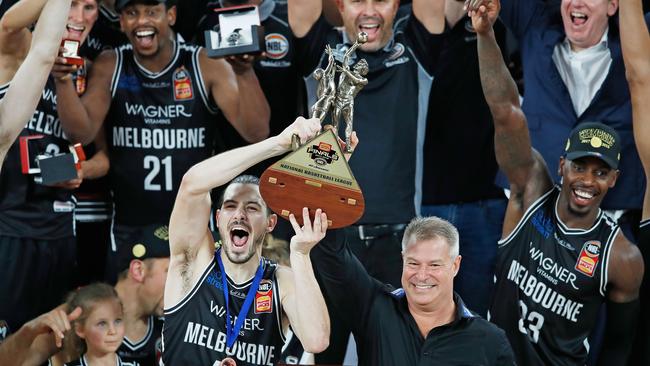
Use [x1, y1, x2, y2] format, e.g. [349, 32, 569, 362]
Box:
[107, 43, 217, 226]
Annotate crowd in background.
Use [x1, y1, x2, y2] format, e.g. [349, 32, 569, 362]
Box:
[0, 0, 648, 364]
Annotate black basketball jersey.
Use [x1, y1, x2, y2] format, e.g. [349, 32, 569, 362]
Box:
[162, 256, 286, 366]
[64, 354, 139, 366]
[0, 74, 84, 238]
[489, 187, 618, 366]
[106, 42, 218, 225]
[118, 315, 163, 366]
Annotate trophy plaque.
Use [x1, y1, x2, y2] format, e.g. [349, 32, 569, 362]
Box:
[60, 39, 84, 66]
[204, 5, 265, 58]
[260, 129, 364, 228]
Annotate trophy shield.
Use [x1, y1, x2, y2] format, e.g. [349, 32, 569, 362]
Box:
[259, 129, 364, 228]
[259, 32, 369, 228]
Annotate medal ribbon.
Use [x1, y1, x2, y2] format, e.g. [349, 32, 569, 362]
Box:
[216, 248, 265, 349]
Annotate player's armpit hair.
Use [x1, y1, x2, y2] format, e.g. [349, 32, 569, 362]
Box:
[180, 248, 197, 294]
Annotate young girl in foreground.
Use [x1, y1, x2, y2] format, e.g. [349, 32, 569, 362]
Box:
[63, 283, 138, 366]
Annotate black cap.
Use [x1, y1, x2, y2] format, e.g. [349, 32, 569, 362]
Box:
[564, 122, 621, 169]
[115, 0, 172, 12]
[117, 224, 171, 272]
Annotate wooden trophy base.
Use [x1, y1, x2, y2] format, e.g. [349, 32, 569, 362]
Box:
[259, 129, 364, 228]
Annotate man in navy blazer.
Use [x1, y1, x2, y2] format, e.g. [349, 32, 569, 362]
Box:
[498, 0, 649, 216]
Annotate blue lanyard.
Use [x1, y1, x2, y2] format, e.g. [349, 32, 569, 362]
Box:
[216, 249, 265, 349]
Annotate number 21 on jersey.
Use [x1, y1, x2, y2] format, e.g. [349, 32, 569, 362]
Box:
[144, 155, 172, 191]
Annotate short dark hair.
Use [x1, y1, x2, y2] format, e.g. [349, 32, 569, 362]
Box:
[218, 175, 272, 216]
[116, 0, 176, 12]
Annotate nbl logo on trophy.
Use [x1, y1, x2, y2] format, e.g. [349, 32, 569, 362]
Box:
[259, 33, 369, 228]
[307, 142, 339, 165]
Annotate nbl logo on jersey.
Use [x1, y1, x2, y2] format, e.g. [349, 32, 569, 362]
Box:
[173, 66, 194, 101]
[575, 240, 601, 277]
[265, 33, 289, 60]
[255, 279, 273, 314]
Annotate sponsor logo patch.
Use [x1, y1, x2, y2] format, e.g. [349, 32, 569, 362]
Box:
[387, 42, 405, 61]
[265, 33, 289, 60]
[173, 67, 193, 101]
[575, 240, 601, 277]
[75, 67, 87, 95]
[255, 279, 273, 313]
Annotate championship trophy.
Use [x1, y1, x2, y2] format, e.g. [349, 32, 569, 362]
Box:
[204, 5, 265, 58]
[259, 33, 369, 228]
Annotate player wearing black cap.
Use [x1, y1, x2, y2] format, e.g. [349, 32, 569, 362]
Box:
[54, 0, 270, 281]
[620, 0, 650, 363]
[467, 0, 644, 364]
[114, 224, 170, 366]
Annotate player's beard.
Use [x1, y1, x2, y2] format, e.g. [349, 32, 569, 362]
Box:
[223, 231, 266, 264]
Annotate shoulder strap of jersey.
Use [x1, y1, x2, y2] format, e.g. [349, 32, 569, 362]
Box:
[110, 46, 126, 98]
[264, 258, 287, 344]
[0, 82, 9, 98]
[498, 187, 557, 247]
[600, 225, 621, 297]
[164, 255, 216, 315]
[188, 44, 220, 114]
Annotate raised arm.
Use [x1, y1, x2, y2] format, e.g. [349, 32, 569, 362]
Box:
[413, 0, 446, 34]
[620, 0, 650, 220]
[0, 0, 48, 65]
[597, 234, 644, 365]
[324, 46, 335, 74]
[166, 117, 322, 305]
[53, 50, 115, 144]
[0, 0, 49, 33]
[288, 0, 322, 37]
[200, 51, 270, 143]
[470, 0, 552, 234]
[276, 208, 330, 353]
[0, 0, 71, 167]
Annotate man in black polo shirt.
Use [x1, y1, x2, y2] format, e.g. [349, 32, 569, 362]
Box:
[288, 0, 445, 290]
[311, 216, 515, 365]
[288, 0, 446, 359]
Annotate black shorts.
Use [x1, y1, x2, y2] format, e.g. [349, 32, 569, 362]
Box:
[0, 235, 76, 339]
